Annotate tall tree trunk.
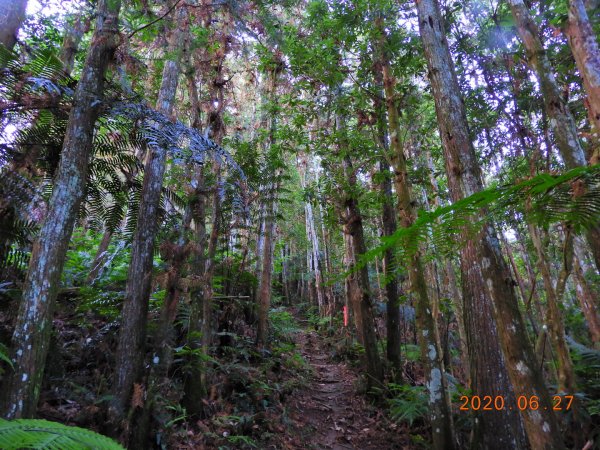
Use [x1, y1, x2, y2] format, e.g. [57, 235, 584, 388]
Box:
[372, 71, 402, 378]
[507, 0, 600, 272]
[341, 154, 384, 388]
[565, 0, 600, 136]
[110, 3, 187, 424]
[507, 0, 587, 169]
[379, 160, 402, 378]
[183, 170, 208, 416]
[256, 61, 281, 346]
[299, 152, 326, 314]
[0, 0, 27, 52]
[0, 0, 121, 418]
[424, 150, 470, 376]
[377, 27, 454, 446]
[256, 195, 277, 346]
[415, 0, 563, 448]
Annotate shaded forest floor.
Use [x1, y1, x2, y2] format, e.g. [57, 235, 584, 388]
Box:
[0, 296, 420, 449]
[285, 327, 410, 449]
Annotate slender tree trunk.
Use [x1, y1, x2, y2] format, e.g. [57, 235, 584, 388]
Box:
[377, 27, 454, 445]
[183, 170, 208, 416]
[156, 207, 193, 373]
[424, 150, 469, 376]
[373, 94, 402, 377]
[528, 224, 576, 393]
[200, 163, 221, 364]
[59, 13, 90, 74]
[415, 0, 563, 448]
[508, 0, 600, 272]
[380, 195, 402, 376]
[87, 228, 113, 283]
[573, 256, 600, 346]
[256, 196, 277, 346]
[0, 0, 27, 52]
[341, 154, 384, 388]
[256, 62, 280, 346]
[507, 0, 587, 169]
[110, 3, 187, 424]
[0, 0, 120, 418]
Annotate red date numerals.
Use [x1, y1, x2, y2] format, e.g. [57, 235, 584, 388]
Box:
[459, 395, 574, 411]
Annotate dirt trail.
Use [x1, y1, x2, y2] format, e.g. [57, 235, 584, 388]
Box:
[285, 329, 409, 450]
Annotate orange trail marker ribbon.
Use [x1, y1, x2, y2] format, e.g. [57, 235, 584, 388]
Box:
[343, 305, 348, 327]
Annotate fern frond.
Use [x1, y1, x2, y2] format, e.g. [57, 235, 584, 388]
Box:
[0, 419, 124, 450]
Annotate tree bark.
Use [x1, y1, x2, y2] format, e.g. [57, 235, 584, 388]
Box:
[256, 195, 277, 346]
[1, 0, 121, 418]
[565, 0, 600, 136]
[59, 13, 90, 74]
[415, 0, 563, 448]
[573, 256, 600, 346]
[110, 3, 186, 424]
[0, 0, 27, 52]
[508, 0, 600, 273]
[341, 154, 384, 387]
[528, 224, 576, 393]
[507, 0, 587, 169]
[256, 62, 280, 346]
[375, 23, 454, 446]
[379, 159, 402, 378]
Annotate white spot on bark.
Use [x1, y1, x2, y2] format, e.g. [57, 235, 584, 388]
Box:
[542, 422, 550, 432]
[428, 344, 437, 360]
[516, 361, 529, 375]
[16, 349, 22, 357]
[21, 373, 28, 382]
[428, 368, 442, 404]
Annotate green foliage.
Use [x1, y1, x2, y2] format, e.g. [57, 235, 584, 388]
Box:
[0, 342, 14, 375]
[76, 286, 123, 321]
[386, 384, 429, 426]
[269, 308, 299, 341]
[401, 344, 421, 362]
[358, 165, 600, 271]
[225, 434, 257, 448]
[0, 419, 124, 450]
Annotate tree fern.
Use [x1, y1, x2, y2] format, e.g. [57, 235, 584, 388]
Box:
[0, 419, 124, 450]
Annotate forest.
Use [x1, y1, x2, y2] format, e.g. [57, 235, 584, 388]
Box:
[0, 0, 599, 448]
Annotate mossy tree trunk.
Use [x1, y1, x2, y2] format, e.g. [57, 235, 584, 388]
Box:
[1, 0, 121, 419]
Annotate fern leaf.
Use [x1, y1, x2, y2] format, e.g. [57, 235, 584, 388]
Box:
[0, 419, 124, 450]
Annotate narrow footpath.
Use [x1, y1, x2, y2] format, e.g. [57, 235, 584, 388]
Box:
[283, 328, 410, 449]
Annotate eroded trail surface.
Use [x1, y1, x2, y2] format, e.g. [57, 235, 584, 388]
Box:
[285, 329, 409, 450]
